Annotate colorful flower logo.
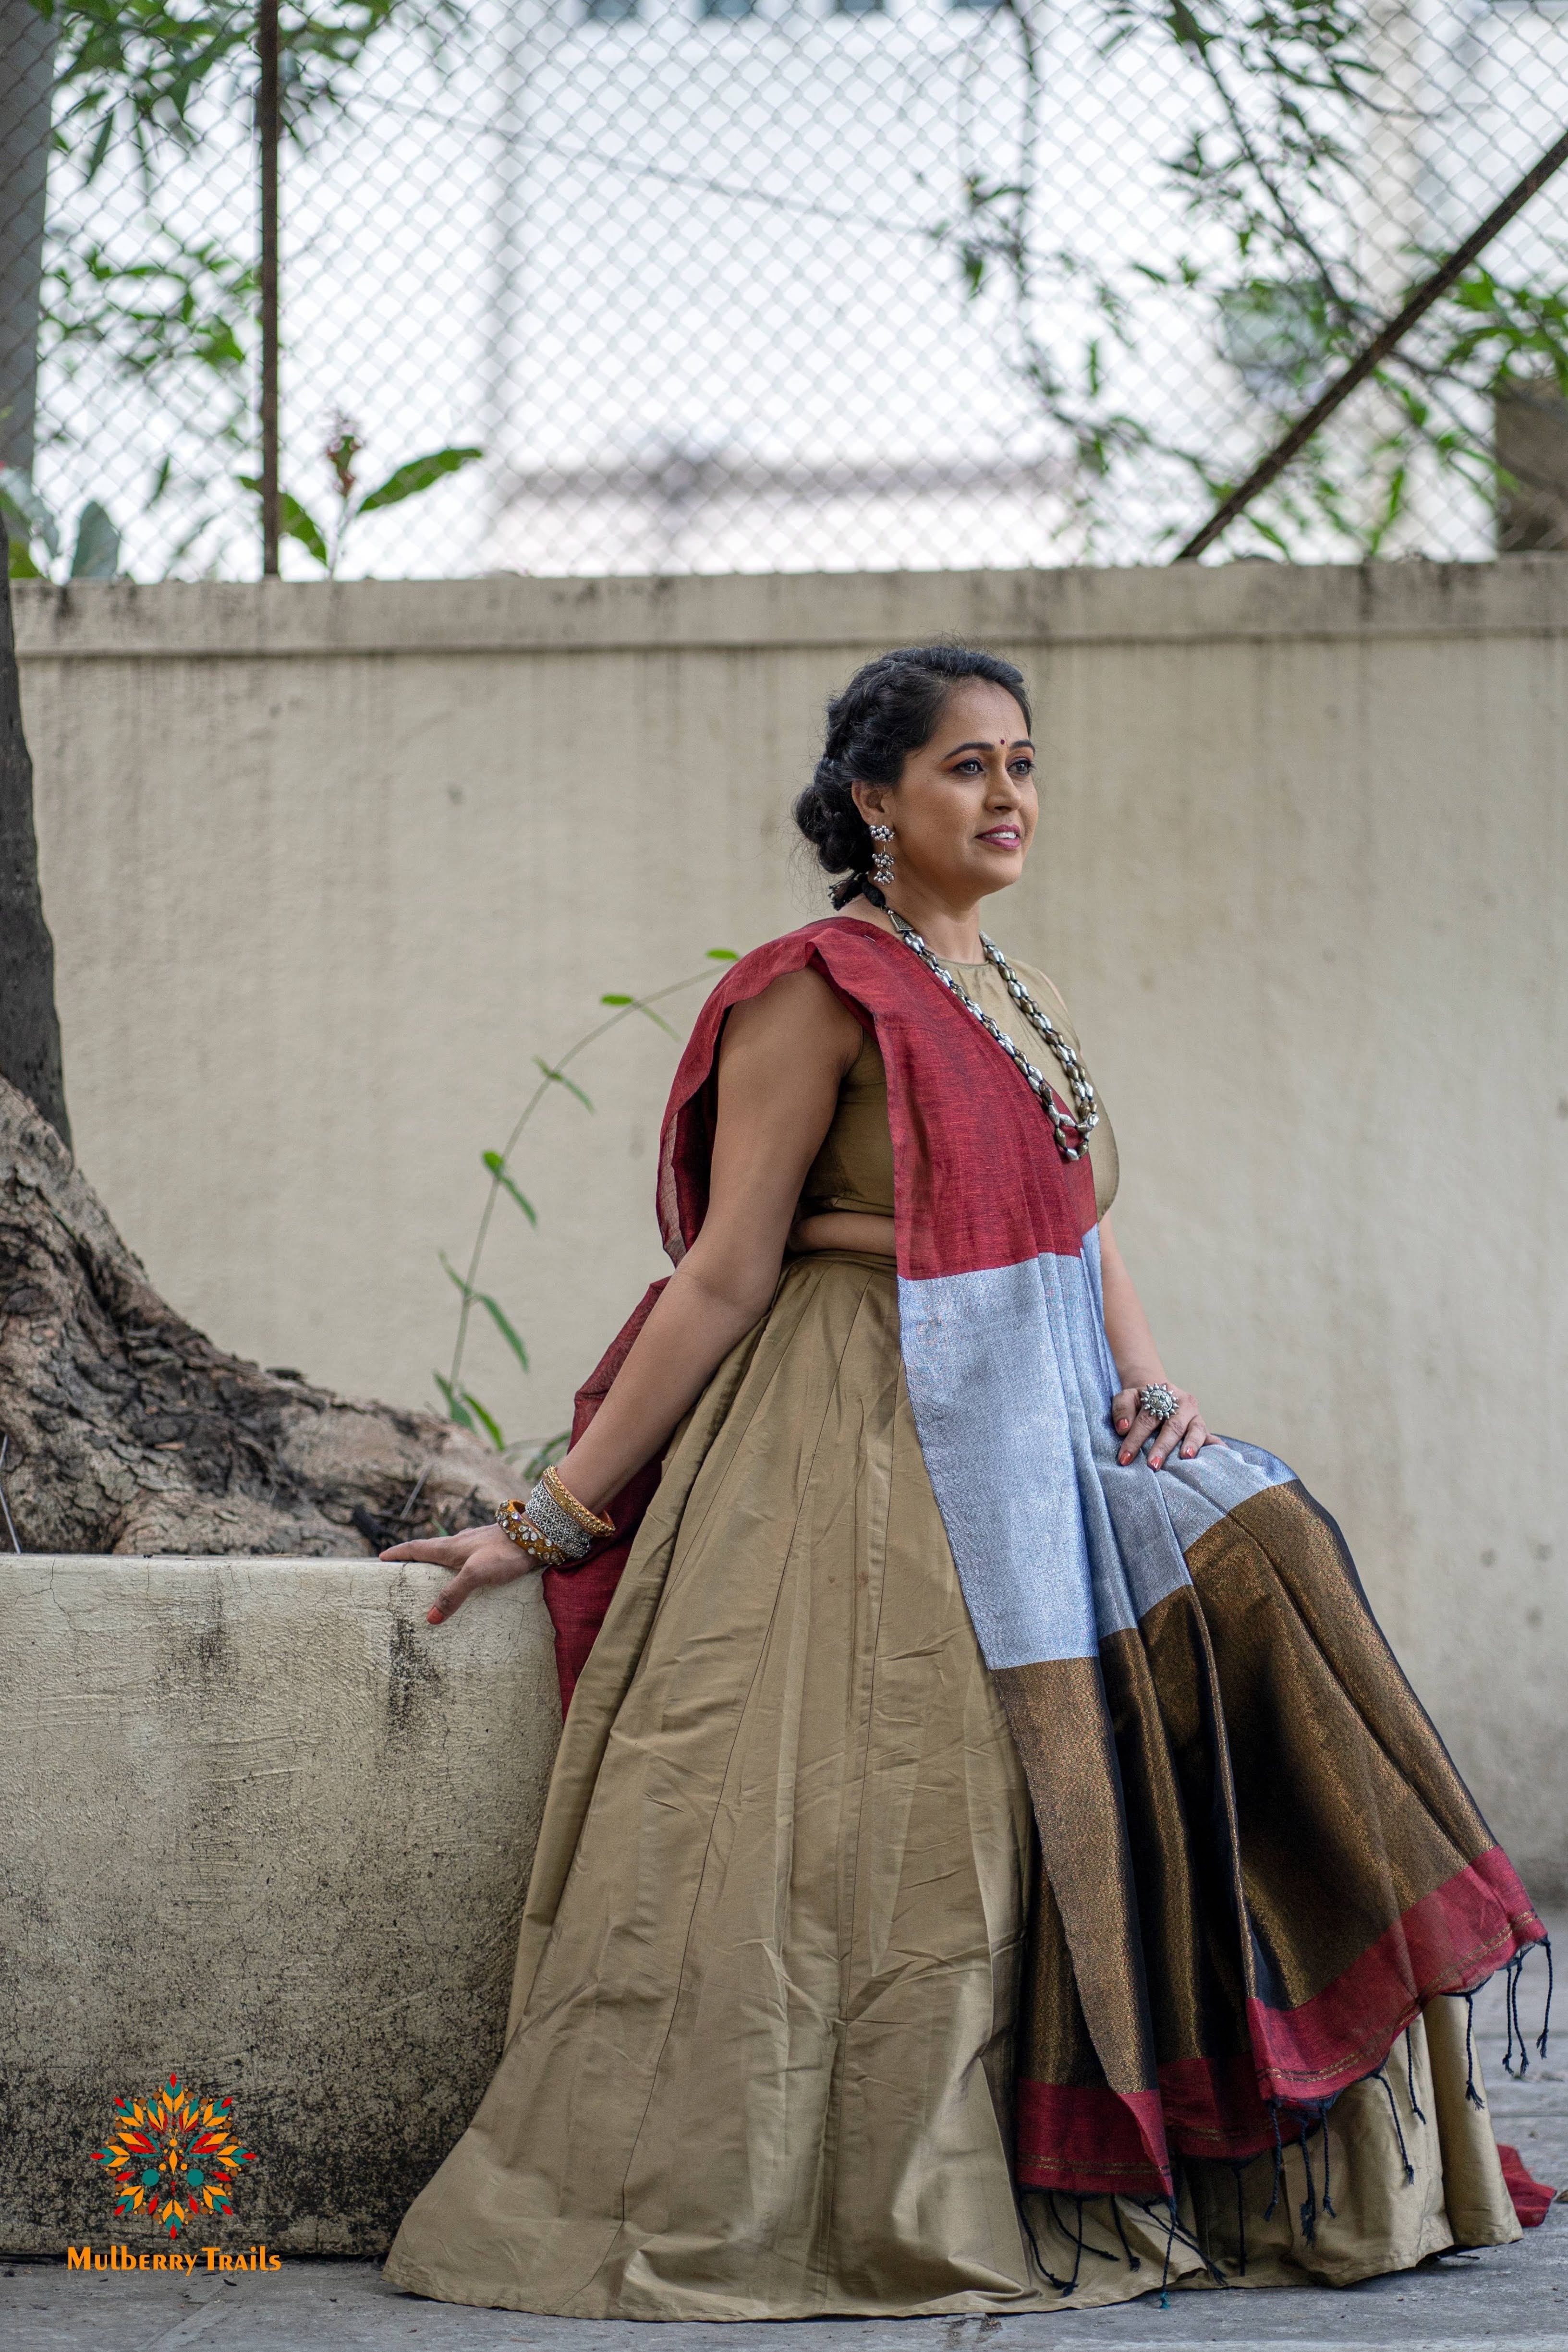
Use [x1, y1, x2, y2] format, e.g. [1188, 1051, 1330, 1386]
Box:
[90, 2073, 257, 2235]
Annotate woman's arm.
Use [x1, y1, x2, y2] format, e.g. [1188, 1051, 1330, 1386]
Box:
[556, 970, 862, 1508]
[1098, 1212, 1215, 1470]
[384, 968, 864, 1621]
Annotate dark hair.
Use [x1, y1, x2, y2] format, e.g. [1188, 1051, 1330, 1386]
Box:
[793, 643, 1033, 909]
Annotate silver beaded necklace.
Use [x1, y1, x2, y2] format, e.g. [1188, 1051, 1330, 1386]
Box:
[886, 908, 1100, 1163]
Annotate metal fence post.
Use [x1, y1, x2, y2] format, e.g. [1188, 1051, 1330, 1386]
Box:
[0, 0, 58, 482]
[258, 0, 281, 579]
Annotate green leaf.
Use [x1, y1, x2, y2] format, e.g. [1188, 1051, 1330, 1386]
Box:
[70, 499, 121, 580]
[432, 1370, 476, 1431]
[534, 1057, 593, 1111]
[85, 112, 114, 185]
[462, 1389, 506, 1451]
[1167, 0, 1213, 54]
[706, 947, 739, 961]
[238, 477, 328, 567]
[440, 1251, 474, 1299]
[599, 988, 677, 1033]
[516, 1430, 571, 1482]
[280, 493, 328, 567]
[476, 1290, 529, 1373]
[481, 1150, 538, 1224]
[357, 446, 483, 516]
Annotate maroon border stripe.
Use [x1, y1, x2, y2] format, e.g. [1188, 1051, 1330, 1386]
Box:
[1156, 2048, 1285, 2160]
[1015, 2081, 1172, 2198]
[1247, 1848, 1546, 2099]
[1016, 1855, 1546, 2189]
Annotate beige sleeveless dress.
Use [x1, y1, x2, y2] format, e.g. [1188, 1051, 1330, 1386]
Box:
[382, 956, 1519, 2319]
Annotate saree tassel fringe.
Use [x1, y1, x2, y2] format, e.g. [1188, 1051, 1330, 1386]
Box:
[1405, 2025, 1427, 2124]
[1015, 2197, 1070, 2293]
[1501, 1938, 1555, 2076]
[1372, 2067, 1418, 2182]
[1540, 1935, 1555, 2061]
[1464, 1995, 1486, 2109]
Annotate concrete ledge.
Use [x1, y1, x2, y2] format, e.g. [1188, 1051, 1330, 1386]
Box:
[0, 1557, 561, 2258]
[13, 556, 1568, 658]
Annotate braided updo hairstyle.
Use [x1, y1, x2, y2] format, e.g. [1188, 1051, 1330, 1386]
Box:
[794, 643, 1033, 909]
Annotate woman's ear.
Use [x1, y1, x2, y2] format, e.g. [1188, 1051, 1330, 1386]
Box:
[851, 780, 888, 825]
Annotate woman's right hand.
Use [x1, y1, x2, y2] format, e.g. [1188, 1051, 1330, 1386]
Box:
[380, 1524, 536, 1625]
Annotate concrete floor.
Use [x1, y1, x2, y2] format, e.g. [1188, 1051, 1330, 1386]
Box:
[7, 1951, 1563, 2352]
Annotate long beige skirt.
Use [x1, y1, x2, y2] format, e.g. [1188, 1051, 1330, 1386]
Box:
[382, 1251, 1520, 2318]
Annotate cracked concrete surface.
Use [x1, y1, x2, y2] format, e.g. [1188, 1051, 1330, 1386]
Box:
[5, 1937, 1563, 2350]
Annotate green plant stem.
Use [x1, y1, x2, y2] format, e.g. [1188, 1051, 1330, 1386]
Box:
[444, 966, 719, 1409]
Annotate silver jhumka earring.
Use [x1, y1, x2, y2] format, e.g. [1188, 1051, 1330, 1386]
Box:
[867, 824, 895, 890]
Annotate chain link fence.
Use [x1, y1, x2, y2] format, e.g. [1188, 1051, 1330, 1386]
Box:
[2, 0, 1567, 582]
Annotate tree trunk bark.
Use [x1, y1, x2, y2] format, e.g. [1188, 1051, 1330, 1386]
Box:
[0, 1071, 507, 1553]
[0, 522, 71, 1144]
[0, 0, 54, 479]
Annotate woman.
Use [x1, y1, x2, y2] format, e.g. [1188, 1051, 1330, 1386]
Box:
[381, 644, 1547, 2317]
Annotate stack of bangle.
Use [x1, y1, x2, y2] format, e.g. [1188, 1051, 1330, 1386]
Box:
[495, 1464, 615, 1567]
[494, 1499, 567, 1567]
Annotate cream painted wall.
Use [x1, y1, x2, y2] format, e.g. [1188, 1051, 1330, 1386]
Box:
[14, 562, 1568, 1888]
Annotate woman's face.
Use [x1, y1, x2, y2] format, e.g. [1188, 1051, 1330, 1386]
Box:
[851, 680, 1037, 908]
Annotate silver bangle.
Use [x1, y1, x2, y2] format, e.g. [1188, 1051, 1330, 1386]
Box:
[1139, 1382, 1180, 1425]
[523, 1477, 593, 1562]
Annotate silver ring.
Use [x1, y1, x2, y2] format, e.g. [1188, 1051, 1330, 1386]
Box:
[1139, 1382, 1179, 1424]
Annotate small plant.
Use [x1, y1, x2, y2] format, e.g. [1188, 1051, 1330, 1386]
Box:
[241, 414, 481, 576]
[438, 950, 739, 1462]
[0, 468, 121, 580]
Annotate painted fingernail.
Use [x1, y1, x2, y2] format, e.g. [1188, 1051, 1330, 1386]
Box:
[1119, 1451, 1130, 1465]
[1117, 1420, 1129, 1433]
[427, 1609, 441, 1625]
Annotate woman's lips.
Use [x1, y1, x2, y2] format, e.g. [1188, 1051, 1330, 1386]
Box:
[976, 826, 1021, 847]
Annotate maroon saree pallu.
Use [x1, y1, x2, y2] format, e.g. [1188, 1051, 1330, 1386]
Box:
[543, 917, 1548, 2204]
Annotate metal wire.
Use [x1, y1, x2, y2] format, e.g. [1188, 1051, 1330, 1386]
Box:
[2, 0, 1566, 583]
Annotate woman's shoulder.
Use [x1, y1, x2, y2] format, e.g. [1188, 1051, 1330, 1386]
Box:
[717, 943, 865, 1065]
[720, 914, 881, 984]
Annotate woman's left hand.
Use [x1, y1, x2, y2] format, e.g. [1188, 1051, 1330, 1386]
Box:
[1112, 1384, 1215, 1470]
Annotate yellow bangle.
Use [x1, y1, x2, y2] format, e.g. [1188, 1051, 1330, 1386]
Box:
[540, 1464, 614, 1540]
[494, 1499, 568, 1567]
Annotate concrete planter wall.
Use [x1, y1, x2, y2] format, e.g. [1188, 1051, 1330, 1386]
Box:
[0, 1555, 559, 2258]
